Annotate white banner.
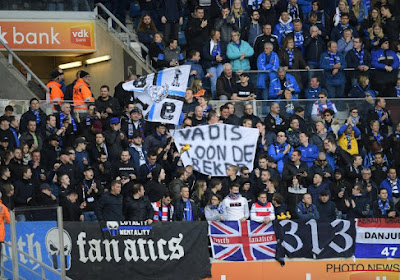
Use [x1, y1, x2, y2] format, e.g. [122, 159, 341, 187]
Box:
[174, 124, 259, 176]
[122, 65, 190, 125]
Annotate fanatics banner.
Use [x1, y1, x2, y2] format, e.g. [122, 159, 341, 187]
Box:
[64, 221, 211, 280]
[274, 219, 356, 259]
[355, 218, 400, 258]
[5, 221, 211, 280]
[208, 220, 277, 261]
[174, 124, 259, 176]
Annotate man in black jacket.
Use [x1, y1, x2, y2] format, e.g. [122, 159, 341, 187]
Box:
[60, 190, 83, 221]
[173, 186, 199, 221]
[345, 37, 371, 85]
[96, 180, 124, 221]
[316, 190, 337, 221]
[185, 6, 210, 52]
[19, 98, 47, 135]
[30, 183, 57, 221]
[253, 24, 279, 64]
[124, 183, 153, 222]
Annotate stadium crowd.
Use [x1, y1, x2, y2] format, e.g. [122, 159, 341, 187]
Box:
[0, 0, 400, 223]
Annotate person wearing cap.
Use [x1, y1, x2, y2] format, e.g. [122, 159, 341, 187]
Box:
[316, 189, 336, 221]
[128, 131, 148, 170]
[121, 107, 144, 144]
[30, 183, 58, 221]
[47, 69, 64, 110]
[371, 37, 399, 97]
[40, 134, 60, 172]
[79, 165, 103, 221]
[56, 148, 80, 189]
[233, 73, 256, 101]
[95, 85, 121, 128]
[19, 98, 47, 135]
[105, 117, 128, 162]
[0, 116, 14, 151]
[74, 136, 90, 174]
[73, 71, 94, 113]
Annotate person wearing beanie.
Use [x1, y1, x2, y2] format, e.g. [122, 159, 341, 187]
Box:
[46, 69, 64, 110]
[73, 70, 94, 113]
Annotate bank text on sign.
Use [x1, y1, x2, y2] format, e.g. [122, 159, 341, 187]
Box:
[0, 21, 95, 51]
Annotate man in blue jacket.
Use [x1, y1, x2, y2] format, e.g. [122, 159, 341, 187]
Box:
[296, 193, 320, 220]
[257, 42, 279, 99]
[269, 67, 300, 99]
[268, 131, 293, 175]
[380, 167, 400, 205]
[371, 37, 399, 96]
[319, 41, 347, 99]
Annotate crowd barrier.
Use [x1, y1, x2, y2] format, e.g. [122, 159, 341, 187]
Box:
[2, 96, 400, 125]
[2, 218, 399, 280]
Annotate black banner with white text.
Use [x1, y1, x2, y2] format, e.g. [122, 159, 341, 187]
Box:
[274, 219, 356, 259]
[64, 221, 211, 280]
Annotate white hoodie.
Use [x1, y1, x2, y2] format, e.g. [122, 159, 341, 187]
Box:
[222, 194, 250, 221]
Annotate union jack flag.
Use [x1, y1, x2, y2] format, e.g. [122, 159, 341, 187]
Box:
[208, 220, 277, 261]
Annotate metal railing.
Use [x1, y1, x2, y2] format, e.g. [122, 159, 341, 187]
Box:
[94, 2, 155, 72]
[0, 38, 49, 102]
[1, 206, 67, 280]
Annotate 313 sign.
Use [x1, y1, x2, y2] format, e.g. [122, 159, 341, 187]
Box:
[275, 219, 356, 259]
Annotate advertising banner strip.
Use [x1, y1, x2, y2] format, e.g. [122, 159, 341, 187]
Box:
[0, 21, 95, 50]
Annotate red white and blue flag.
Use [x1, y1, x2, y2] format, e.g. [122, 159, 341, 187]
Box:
[355, 218, 400, 258]
[208, 220, 277, 261]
